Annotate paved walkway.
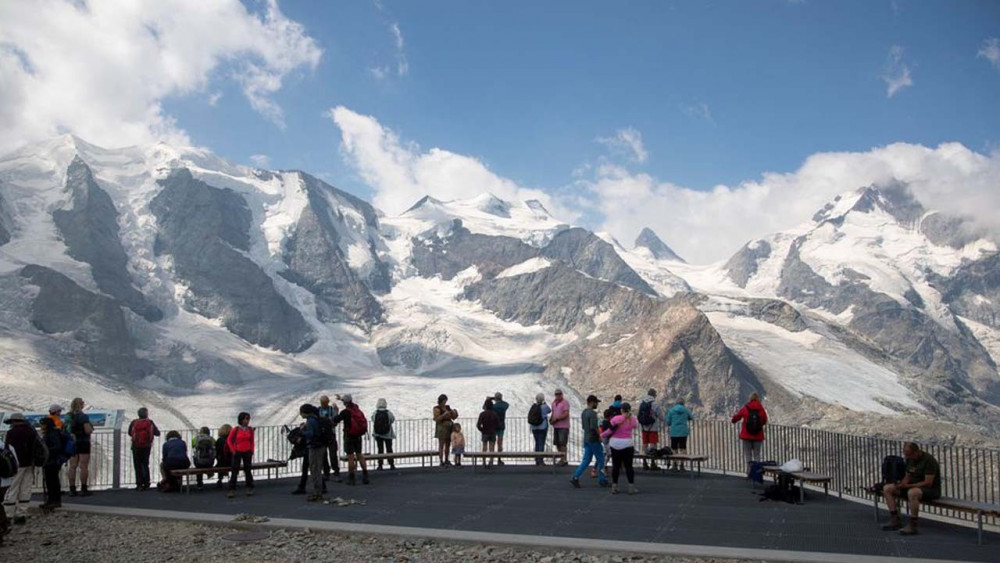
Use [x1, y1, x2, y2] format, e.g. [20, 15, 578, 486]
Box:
[62, 466, 997, 561]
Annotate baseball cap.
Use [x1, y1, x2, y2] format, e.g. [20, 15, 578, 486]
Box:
[340, 393, 353, 404]
[49, 404, 63, 414]
[586, 394, 600, 403]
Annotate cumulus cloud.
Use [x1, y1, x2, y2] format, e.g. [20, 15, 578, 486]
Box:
[584, 142, 1000, 263]
[881, 45, 914, 98]
[249, 154, 271, 168]
[595, 127, 649, 164]
[328, 106, 574, 220]
[0, 0, 321, 153]
[978, 38, 1000, 72]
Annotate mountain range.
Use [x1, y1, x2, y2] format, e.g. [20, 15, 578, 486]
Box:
[0, 136, 997, 443]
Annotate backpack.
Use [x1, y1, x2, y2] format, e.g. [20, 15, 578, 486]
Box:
[193, 435, 216, 467]
[318, 416, 335, 446]
[32, 434, 49, 467]
[745, 408, 763, 435]
[881, 454, 907, 483]
[637, 400, 655, 426]
[527, 403, 543, 426]
[61, 428, 76, 458]
[346, 406, 368, 437]
[0, 444, 18, 478]
[748, 460, 778, 483]
[131, 418, 154, 449]
[373, 410, 390, 436]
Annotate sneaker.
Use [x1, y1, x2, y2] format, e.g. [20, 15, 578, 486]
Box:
[246, 488, 255, 497]
[227, 490, 236, 499]
[611, 484, 619, 495]
[598, 480, 610, 487]
[306, 494, 323, 502]
[570, 478, 581, 488]
[628, 485, 639, 495]
[292, 488, 306, 495]
[899, 523, 919, 536]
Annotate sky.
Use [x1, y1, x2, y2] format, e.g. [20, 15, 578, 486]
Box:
[1, 0, 998, 263]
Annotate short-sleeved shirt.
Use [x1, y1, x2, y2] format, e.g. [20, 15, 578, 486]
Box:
[907, 453, 941, 493]
[492, 400, 509, 430]
[550, 398, 571, 429]
[71, 412, 91, 444]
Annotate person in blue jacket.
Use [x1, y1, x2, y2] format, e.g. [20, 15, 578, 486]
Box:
[299, 404, 326, 502]
[159, 431, 191, 492]
[666, 399, 694, 471]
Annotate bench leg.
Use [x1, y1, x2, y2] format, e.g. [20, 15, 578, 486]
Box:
[799, 481, 805, 504]
[978, 513, 983, 546]
[873, 495, 878, 523]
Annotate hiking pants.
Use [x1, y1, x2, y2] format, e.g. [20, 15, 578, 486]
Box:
[308, 446, 325, 495]
[322, 440, 340, 478]
[44, 465, 62, 505]
[610, 446, 635, 485]
[0, 486, 8, 536]
[132, 446, 152, 488]
[532, 428, 548, 465]
[230, 451, 254, 489]
[742, 439, 762, 466]
[375, 437, 394, 468]
[3, 467, 35, 519]
[573, 442, 608, 483]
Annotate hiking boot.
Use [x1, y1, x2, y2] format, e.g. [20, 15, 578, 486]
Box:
[227, 490, 236, 499]
[900, 522, 919, 536]
[333, 474, 342, 483]
[292, 488, 306, 495]
[628, 485, 639, 495]
[69, 486, 78, 497]
[570, 478, 581, 488]
[389, 463, 396, 470]
[497, 460, 505, 466]
[881, 516, 902, 531]
[377, 463, 384, 471]
[611, 484, 620, 495]
[362, 474, 370, 485]
[649, 462, 660, 471]
[246, 488, 254, 497]
[306, 494, 323, 502]
[80, 486, 93, 497]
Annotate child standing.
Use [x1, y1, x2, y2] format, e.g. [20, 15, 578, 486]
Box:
[451, 423, 466, 467]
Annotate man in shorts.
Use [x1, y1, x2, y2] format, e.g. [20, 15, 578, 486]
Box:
[550, 389, 571, 466]
[881, 442, 941, 535]
[491, 392, 509, 465]
[333, 394, 370, 486]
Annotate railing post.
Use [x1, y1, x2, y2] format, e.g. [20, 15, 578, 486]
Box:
[112, 409, 125, 489]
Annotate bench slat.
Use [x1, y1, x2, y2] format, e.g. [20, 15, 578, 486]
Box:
[927, 497, 1000, 516]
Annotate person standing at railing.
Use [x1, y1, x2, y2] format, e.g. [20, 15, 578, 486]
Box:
[528, 393, 551, 466]
[637, 389, 662, 471]
[127, 407, 161, 491]
[317, 395, 341, 483]
[333, 394, 370, 486]
[3, 413, 40, 525]
[550, 389, 571, 467]
[477, 399, 500, 467]
[491, 392, 509, 465]
[38, 417, 64, 512]
[371, 398, 396, 471]
[226, 412, 255, 498]
[46, 404, 64, 430]
[299, 404, 326, 502]
[570, 395, 609, 489]
[666, 399, 694, 472]
[731, 392, 767, 469]
[67, 398, 93, 497]
[881, 442, 941, 536]
[215, 425, 232, 489]
[433, 394, 458, 467]
[0, 432, 15, 547]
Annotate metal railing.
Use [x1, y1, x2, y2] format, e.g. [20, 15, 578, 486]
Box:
[5, 417, 998, 528]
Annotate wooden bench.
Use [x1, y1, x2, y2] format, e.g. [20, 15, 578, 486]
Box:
[463, 451, 565, 473]
[634, 453, 710, 479]
[170, 460, 287, 494]
[338, 450, 439, 467]
[761, 466, 832, 503]
[868, 490, 1000, 545]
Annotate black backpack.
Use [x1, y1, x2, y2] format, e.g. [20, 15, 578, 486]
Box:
[745, 408, 763, 434]
[881, 455, 907, 483]
[0, 444, 18, 479]
[637, 401, 655, 426]
[373, 411, 390, 436]
[527, 403, 543, 426]
[193, 435, 216, 467]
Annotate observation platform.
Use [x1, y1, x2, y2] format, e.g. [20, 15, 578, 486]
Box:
[61, 466, 997, 562]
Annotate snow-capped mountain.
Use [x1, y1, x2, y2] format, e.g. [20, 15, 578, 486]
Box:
[1, 137, 999, 444]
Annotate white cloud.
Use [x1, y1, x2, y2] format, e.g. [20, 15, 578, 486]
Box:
[978, 38, 1000, 72]
[595, 127, 648, 164]
[370, 66, 390, 80]
[683, 101, 714, 125]
[584, 142, 1000, 263]
[881, 45, 914, 98]
[391, 23, 409, 76]
[327, 106, 574, 220]
[208, 91, 223, 106]
[249, 154, 270, 168]
[0, 0, 321, 153]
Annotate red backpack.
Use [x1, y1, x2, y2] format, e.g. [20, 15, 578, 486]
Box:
[131, 418, 154, 449]
[346, 405, 368, 437]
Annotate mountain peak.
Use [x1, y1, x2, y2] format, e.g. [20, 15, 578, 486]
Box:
[469, 192, 512, 217]
[634, 227, 685, 263]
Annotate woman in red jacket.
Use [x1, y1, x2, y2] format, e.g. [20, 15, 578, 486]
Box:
[226, 412, 255, 498]
[731, 392, 768, 468]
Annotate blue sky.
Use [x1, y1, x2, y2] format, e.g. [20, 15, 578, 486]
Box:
[2, 0, 998, 261]
[163, 0, 1000, 199]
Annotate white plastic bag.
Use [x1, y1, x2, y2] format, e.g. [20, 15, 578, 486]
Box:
[779, 458, 804, 472]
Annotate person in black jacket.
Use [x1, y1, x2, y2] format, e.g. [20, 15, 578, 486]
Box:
[38, 417, 64, 511]
[214, 425, 233, 489]
[2, 413, 40, 524]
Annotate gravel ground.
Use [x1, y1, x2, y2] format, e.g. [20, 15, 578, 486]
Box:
[2, 508, 763, 563]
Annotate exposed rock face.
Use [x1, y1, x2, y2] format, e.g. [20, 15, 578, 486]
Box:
[724, 241, 771, 287]
[463, 263, 656, 334]
[931, 252, 1000, 329]
[411, 219, 538, 280]
[19, 264, 141, 377]
[281, 204, 384, 330]
[52, 157, 162, 321]
[744, 298, 807, 332]
[0, 188, 11, 246]
[634, 227, 685, 262]
[150, 169, 315, 353]
[545, 298, 762, 415]
[540, 228, 656, 295]
[920, 212, 983, 250]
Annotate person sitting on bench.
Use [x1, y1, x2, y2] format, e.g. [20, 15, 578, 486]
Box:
[881, 441, 940, 536]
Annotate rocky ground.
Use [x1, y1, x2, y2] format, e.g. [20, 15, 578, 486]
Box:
[2, 509, 762, 563]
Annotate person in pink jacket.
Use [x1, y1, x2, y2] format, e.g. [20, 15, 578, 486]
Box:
[601, 402, 639, 495]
